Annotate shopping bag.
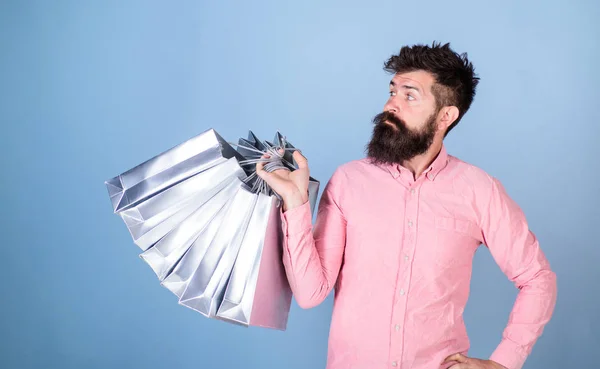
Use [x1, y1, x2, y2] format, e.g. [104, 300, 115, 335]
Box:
[105, 128, 320, 331]
[216, 192, 291, 329]
[178, 184, 258, 317]
[159, 186, 237, 298]
[176, 132, 309, 329]
[117, 157, 246, 251]
[139, 175, 244, 281]
[105, 128, 244, 213]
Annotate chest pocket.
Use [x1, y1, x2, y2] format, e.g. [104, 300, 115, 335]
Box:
[432, 216, 482, 267]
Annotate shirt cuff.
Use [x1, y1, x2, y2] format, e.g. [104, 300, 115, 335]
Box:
[489, 339, 529, 369]
[280, 200, 312, 236]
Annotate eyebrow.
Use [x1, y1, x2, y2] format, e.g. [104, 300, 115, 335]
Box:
[389, 81, 421, 93]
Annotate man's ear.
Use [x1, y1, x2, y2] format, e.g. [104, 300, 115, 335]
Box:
[438, 106, 459, 132]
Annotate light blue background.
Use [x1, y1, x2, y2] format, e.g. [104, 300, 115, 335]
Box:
[1, 1, 597, 368]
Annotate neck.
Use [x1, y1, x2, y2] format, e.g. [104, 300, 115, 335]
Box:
[401, 141, 443, 180]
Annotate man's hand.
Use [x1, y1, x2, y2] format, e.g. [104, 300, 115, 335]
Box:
[442, 353, 507, 369]
[256, 149, 310, 212]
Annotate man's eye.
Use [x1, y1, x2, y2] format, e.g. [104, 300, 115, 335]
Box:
[407, 94, 415, 101]
[389, 91, 396, 96]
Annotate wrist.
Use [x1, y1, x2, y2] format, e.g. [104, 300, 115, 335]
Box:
[282, 190, 308, 212]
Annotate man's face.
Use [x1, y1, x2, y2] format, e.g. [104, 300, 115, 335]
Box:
[367, 70, 441, 165]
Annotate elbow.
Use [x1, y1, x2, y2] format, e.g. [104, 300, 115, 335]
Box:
[520, 267, 558, 297]
[541, 268, 558, 304]
[516, 268, 558, 321]
[295, 298, 319, 310]
[547, 269, 558, 298]
[292, 286, 331, 309]
[294, 293, 326, 309]
[538, 268, 558, 318]
[540, 267, 558, 292]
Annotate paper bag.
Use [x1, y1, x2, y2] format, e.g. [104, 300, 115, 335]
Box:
[106, 128, 320, 331]
[105, 128, 244, 213]
[118, 157, 246, 250]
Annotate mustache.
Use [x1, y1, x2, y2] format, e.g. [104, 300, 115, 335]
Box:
[372, 111, 406, 131]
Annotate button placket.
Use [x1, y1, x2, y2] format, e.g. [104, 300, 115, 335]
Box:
[396, 184, 421, 367]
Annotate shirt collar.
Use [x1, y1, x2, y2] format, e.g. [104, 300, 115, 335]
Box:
[378, 145, 449, 181]
[422, 145, 449, 181]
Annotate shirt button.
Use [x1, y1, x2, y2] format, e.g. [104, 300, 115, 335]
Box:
[395, 324, 401, 331]
[407, 220, 413, 227]
[404, 255, 409, 261]
[399, 289, 405, 296]
[392, 361, 398, 367]
[410, 188, 415, 194]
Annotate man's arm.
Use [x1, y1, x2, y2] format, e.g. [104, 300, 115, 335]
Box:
[479, 176, 557, 369]
[279, 168, 347, 309]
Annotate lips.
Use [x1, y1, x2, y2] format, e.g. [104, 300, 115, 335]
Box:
[383, 119, 400, 131]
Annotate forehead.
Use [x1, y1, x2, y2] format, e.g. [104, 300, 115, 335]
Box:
[389, 70, 436, 94]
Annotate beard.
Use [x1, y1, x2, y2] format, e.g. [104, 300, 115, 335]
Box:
[366, 110, 437, 165]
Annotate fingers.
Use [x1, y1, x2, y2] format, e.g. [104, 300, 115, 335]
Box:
[255, 153, 268, 175]
[256, 154, 277, 180]
[293, 150, 308, 170]
[255, 154, 289, 191]
[442, 353, 468, 364]
[256, 166, 287, 190]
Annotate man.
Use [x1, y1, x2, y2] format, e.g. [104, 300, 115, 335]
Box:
[256, 42, 557, 369]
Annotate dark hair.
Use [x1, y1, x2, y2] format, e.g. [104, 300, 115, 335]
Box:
[383, 41, 479, 136]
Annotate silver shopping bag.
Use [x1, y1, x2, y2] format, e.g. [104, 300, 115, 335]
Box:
[173, 132, 320, 330]
[216, 192, 291, 329]
[178, 183, 258, 317]
[139, 175, 244, 281]
[106, 128, 319, 331]
[160, 183, 238, 298]
[118, 157, 246, 251]
[105, 128, 244, 213]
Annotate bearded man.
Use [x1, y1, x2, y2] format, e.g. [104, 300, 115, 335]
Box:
[256, 42, 557, 369]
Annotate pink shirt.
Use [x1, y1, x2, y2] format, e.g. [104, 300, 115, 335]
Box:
[280, 145, 557, 369]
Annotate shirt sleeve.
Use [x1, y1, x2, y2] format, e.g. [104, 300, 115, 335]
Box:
[279, 167, 347, 309]
[480, 176, 557, 369]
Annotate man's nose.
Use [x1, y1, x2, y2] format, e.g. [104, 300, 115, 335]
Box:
[383, 101, 398, 114]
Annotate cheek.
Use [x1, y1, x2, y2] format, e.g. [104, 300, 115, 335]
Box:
[399, 102, 422, 122]
[410, 107, 437, 128]
[403, 114, 425, 130]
